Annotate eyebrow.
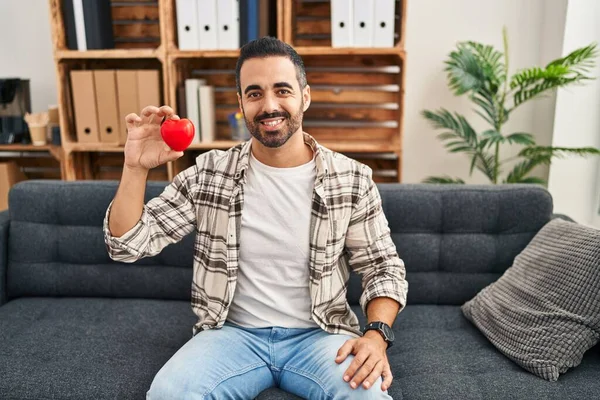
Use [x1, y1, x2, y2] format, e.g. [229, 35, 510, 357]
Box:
[243, 82, 294, 95]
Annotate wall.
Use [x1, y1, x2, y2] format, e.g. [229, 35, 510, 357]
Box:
[0, 0, 573, 186]
[0, 0, 57, 113]
[547, 0, 600, 228]
[403, 0, 567, 184]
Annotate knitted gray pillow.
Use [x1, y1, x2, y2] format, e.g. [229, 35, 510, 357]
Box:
[462, 218, 600, 381]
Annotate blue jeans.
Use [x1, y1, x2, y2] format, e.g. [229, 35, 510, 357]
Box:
[146, 321, 393, 399]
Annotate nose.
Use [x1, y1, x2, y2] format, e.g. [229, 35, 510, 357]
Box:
[261, 92, 280, 114]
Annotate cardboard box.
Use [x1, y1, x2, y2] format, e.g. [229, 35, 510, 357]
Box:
[0, 162, 27, 211]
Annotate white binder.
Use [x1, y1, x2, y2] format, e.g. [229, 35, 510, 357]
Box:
[197, 0, 219, 49]
[373, 0, 395, 47]
[331, 0, 353, 48]
[72, 0, 87, 51]
[353, 0, 374, 47]
[217, 0, 240, 49]
[185, 79, 205, 143]
[198, 85, 216, 143]
[176, 0, 200, 50]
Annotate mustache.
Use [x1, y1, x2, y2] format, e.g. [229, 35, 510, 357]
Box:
[255, 111, 289, 122]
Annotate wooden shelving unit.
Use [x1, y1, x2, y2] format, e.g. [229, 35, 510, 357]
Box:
[46, 0, 406, 182]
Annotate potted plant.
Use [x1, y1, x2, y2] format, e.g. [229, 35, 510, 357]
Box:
[422, 28, 600, 184]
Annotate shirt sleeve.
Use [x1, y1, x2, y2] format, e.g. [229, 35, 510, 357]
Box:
[345, 165, 408, 318]
[103, 167, 197, 263]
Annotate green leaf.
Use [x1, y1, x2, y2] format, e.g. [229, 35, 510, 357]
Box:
[444, 45, 487, 96]
[423, 176, 466, 184]
[510, 43, 598, 108]
[547, 43, 598, 75]
[422, 109, 480, 152]
[519, 146, 600, 160]
[505, 132, 536, 146]
[505, 159, 540, 182]
[464, 41, 506, 89]
[480, 130, 505, 148]
[514, 177, 547, 184]
[474, 152, 497, 182]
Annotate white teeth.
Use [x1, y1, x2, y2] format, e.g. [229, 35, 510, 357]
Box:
[262, 119, 283, 126]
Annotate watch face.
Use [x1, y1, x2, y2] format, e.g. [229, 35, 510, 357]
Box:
[382, 324, 395, 341]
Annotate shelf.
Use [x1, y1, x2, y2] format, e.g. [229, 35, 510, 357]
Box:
[0, 144, 59, 152]
[170, 49, 240, 59]
[55, 48, 161, 60]
[168, 48, 403, 59]
[62, 140, 397, 154]
[296, 47, 405, 57]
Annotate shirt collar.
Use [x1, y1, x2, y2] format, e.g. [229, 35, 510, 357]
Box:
[235, 132, 328, 184]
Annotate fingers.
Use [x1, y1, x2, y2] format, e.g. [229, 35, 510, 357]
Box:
[335, 339, 355, 364]
[125, 113, 142, 132]
[343, 350, 367, 386]
[348, 355, 380, 389]
[165, 149, 184, 162]
[140, 105, 161, 125]
[361, 359, 384, 390]
[381, 364, 393, 392]
[158, 105, 177, 120]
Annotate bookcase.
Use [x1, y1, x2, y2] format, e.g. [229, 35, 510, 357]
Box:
[46, 0, 406, 182]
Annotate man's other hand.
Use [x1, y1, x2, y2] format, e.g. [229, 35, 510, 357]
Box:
[335, 332, 393, 391]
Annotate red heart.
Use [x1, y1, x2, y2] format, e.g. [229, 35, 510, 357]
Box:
[160, 118, 195, 151]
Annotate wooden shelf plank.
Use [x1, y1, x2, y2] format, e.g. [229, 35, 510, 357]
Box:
[65, 141, 397, 154]
[296, 47, 405, 57]
[55, 48, 160, 60]
[0, 144, 59, 152]
[170, 49, 240, 59]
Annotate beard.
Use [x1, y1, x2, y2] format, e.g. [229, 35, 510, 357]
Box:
[243, 101, 304, 148]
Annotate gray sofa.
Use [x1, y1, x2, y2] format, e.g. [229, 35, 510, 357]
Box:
[0, 180, 598, 400]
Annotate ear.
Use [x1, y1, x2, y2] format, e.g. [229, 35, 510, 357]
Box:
[302, 84, 311, 112]
[237, 92, 242, 111]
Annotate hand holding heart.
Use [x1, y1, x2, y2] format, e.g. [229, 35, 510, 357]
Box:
[124, 105, 191, 171]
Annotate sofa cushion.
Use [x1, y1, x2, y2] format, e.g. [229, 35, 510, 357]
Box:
[0, 297, 196, 400]
[391, 305, 600, 400]
[462, 219, 600, 381]
[377, 184, 553, 305]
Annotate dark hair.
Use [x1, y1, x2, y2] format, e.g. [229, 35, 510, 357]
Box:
[235, 36, 307, 95]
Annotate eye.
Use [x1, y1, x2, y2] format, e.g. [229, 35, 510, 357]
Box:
[278, 89, 291, 95]
[247, 92, 261, 99]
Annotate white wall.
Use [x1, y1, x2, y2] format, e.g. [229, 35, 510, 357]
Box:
[403, 0, 567, 184]
[548, 0, 600, 228]
[0, 0, 57, 113]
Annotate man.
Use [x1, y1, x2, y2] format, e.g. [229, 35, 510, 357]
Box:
[104, 37, 408, 399]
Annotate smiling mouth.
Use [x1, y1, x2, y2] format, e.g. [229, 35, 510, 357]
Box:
[260, 118, 285, 129]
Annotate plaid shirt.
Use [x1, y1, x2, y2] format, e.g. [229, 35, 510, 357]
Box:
[103, 133, 408, 337]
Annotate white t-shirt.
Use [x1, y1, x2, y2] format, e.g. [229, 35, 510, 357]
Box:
[226, 149, 320, 329]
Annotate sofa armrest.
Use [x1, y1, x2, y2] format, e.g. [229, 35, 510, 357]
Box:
[551, 213, 576, 223]
[0, 210, 9, 306]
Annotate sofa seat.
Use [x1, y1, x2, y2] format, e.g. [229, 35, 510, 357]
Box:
[391, 305, 600, 400]
[1, 299, 598, 400]
[0, 297, 196, 400]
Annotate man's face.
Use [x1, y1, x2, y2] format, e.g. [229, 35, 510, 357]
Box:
[237, 56, 310, 148]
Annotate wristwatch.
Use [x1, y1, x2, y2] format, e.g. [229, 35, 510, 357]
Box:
[362, 321, 395, 349]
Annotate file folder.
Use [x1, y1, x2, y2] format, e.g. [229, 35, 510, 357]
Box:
[373, 0, 395, 47]
[93, 70, 120, 144]
[331, 0, 353, 48]
[136, 70, 161, 111]
[217, 0, 240, 49]
[198, 85, 216, 143]
[72, 0, 87, 51]
[198, 0, 219, 49]
[70, 70, 100, 143]
[185, 79, 204, 143]
[116, 70, 139, 145]
[176, 0, 200, 49]
[353, 0, 374, 47]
